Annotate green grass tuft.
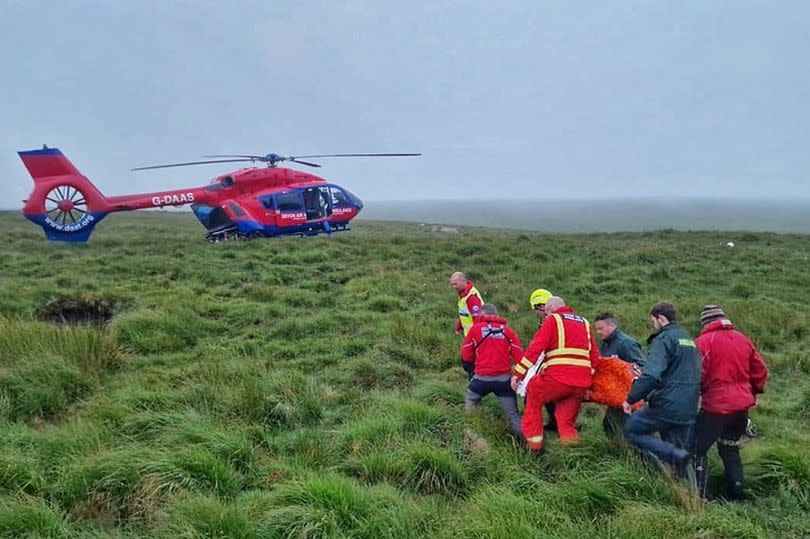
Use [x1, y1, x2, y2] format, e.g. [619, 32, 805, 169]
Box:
[1, 214, 809, 536]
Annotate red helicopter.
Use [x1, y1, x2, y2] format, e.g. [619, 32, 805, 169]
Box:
[17, 146, 419, 242]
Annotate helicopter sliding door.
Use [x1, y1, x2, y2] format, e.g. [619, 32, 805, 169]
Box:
[302, 187, 332, 221]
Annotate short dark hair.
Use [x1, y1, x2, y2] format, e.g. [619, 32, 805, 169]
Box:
[650, 301, 677, 322]
[480, 303, 498, 316]
[595, 312, 617, 324]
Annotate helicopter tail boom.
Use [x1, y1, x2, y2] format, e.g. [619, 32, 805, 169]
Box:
[18, 147, 110, 242]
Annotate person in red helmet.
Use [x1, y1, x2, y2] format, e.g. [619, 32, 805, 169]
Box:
[511, 296, 600, 452]
[694, 305, 769, 501]
[461, 304, 524, 438]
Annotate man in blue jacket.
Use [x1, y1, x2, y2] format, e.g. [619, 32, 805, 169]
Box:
[623, 301, 701, 474]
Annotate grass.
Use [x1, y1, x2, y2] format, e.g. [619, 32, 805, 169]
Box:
[1, 210, 809, 537]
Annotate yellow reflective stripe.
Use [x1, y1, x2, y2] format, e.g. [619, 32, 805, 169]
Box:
[540, 358, 592, 370]
[463, 286, 482, 303]
[552, 314, 565, 348]
[546, 348, 591, 359]
[526, 435, 544, 443]
[514, 364, 527, 375]
[584, 319, 592, 352]
[519, 357, 534, 368]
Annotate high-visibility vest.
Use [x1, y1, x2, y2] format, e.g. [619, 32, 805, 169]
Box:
[458, 286, 483, 336]
[540, 313, 595, 373]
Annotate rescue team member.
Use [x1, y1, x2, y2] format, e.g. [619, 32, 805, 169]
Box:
[450, 272, 484, 336]
[511, 296, 600, 452]
[623, 302, 700, 474]
[694, 305, 768, 501]
[594, 312, 645, 437]
[461, 304, 524, 438]
[530, 289, 553, 321]
[529, 288, 559, 432]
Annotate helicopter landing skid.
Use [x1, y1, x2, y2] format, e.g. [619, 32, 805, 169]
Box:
[205, 226, 259, 243]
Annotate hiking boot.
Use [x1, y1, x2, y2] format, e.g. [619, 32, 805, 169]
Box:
[681, 457, 697, 492]
[725, 481, 745, 502]
[673, 452, 697, 492]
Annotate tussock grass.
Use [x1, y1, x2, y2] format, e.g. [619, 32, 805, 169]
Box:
[252, 474, 430, 538]
[55, 445, 249, 525]
[0, 449, 46, 496]
[598, 502, 768, 538]
[748, 447, 810, 508]
[0, 497, 69, 538]
[413, 380, 466, 407]
[0, 317, 121, 422]
[162, 495, 253, 538]
[112, 308, 210, 355]
[0, 316, 121, 372]
[400, 444, 469, 496]
[334, 353, 416, 390]
[0, 356, 89, 421]
[441, 485, 577, 538]
[1, 213, 809, 536]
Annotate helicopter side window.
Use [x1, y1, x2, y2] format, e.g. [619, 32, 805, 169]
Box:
[259, 195, 274, 210]
[275, 191, 304, 212]
[330, 187, 351, 207]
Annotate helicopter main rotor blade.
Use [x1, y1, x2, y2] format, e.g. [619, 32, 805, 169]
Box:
[200, 154, 267, 160]
[288, 158, 321, 168]
[292, 153, 422, 158]
[131, 159, 255, 171]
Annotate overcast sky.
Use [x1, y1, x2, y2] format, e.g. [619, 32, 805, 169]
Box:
[1, 1, 808, 208]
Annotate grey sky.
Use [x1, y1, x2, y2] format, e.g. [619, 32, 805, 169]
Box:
[2, 1, 808, 209]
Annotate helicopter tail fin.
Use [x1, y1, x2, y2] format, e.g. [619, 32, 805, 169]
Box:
[18, 146, 110, 242]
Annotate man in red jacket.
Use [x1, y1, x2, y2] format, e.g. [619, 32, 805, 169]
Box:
[511, 296, 600, 451]
[694, 305, 769, 501]
[450, 271, 484, 337]
[461, 304, 524, 438]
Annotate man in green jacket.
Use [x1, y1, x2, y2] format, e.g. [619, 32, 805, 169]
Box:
[595, 312, 645, 437]
[622, 301, 701, 473]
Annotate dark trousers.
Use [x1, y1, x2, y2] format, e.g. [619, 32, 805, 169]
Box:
[603, 407, 628, 438]
[466, 376, 523, 439]
[625, 407, 691, 466]
[693, 410, 747, 500]
[544, 402, 557, 429]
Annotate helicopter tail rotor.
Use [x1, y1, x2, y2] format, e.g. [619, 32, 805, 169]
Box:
[18, 146, 111, 242]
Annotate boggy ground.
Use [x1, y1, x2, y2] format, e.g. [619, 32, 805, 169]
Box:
[0, 211, 808, 538]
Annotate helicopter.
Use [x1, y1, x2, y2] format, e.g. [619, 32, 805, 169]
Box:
[17, 146, 420, 242]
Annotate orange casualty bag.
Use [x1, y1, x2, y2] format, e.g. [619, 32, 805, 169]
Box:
[587, 357, 644, 409]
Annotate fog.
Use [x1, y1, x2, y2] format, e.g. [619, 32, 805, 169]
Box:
[359, 198, 810, 233]
[2, 2, 809, 209]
